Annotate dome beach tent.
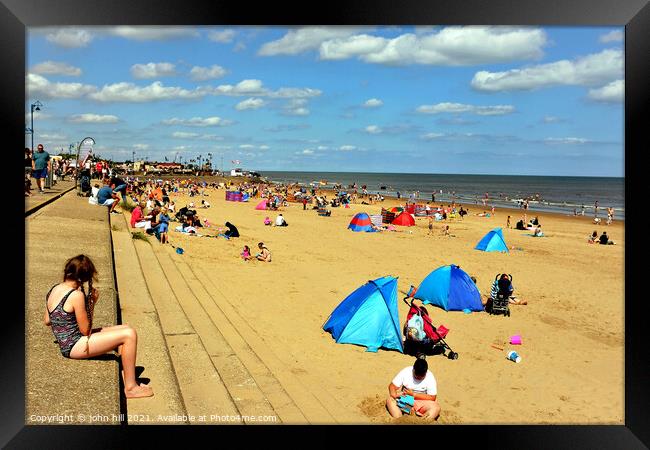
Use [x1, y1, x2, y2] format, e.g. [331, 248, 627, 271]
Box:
[348, 212, 377, 232]
[389, 206, 404, 214]
[392, 211, 415, 226]
[323, 276, 403, 353]
[475, 228, 509, 253]
[414, 264, 484, 312]
[255, 199, 268, 210]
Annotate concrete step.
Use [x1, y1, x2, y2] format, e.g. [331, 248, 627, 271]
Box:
[25, 191, 120, 424]
[162, 249, 306, 424]
[150, 245, 280, 424]
[109, 214, 186, 424]
[130, 236, 240, 423]
[186, 261, 352, 424]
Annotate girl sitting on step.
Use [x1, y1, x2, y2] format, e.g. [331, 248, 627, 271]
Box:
[44, 254, 153, 399]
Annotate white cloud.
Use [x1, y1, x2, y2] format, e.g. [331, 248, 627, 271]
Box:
[108, 26, 199, 41]
[363, 98, 383, 108]
[39, 133, 67, 140]
[239, 144, 255, 149]
[544, 137, 588, 145]
[587, 80, 624, 103]
[45, 29, 94, 48]
[130, 62, 177, 79]
[268, 87, 322, 99]
[416, 102, 515, 116]
[235, 98, 266, 110]
[189, 64, 227, 81]
[319, 27, 546, 65]
[25, 111, 52, 121]
[339, 145, 357, 151]
[162, 116, 233, 127]
[208, 29, 236, 43]
[365, 125, 382, 134]
[31, 61, 82, 77]
[172, 132, 200, 138]
[471, 49, 623, 92]
[27, 74, 97, 99]
[317, 146, 329, 150]
[208, 79, 321, 100]
[258, 27, 363, 56]
[88, 81, 209, 102]
[421, 132, 445, 140]
[68, 113, 119, 124]
[599, 30, 623, 43]
[259, 145, 270, 150]
[283, 98, 310, 116]
[543, 116, 562, 123]
[212, 79, 268, 96]
[133, 144, 149, 150]
[295, 149, 314, 155]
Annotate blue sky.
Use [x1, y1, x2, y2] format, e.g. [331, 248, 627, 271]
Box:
[26, 26, 624, 177]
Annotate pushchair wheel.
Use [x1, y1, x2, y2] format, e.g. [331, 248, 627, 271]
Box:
[447, 351, 458, 360]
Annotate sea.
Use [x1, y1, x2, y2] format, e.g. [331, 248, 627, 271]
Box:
[260, 171, 625, 220]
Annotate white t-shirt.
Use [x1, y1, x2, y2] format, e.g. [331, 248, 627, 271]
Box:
[391, 366, 437, 396]
[275, 216, 285, 226]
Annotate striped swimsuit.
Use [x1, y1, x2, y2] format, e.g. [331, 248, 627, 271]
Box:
[46, 286, 84, 358]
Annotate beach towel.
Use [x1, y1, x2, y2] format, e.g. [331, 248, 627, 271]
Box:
[370, 215, 383, 227]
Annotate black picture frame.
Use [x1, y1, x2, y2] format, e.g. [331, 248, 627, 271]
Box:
[4, 0, 647, 447]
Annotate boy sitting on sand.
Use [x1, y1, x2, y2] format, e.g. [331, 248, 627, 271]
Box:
[386, 358, 440, 420]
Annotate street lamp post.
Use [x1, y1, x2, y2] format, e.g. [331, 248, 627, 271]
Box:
[30, 100, 42, 152]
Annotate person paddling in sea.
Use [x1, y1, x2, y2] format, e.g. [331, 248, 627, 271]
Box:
[44, 255, 153, 398]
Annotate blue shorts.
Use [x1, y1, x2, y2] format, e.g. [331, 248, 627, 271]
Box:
[113, 184, 127, 194]
[32, 168, 47, 179]
[159, 223, 168, 233]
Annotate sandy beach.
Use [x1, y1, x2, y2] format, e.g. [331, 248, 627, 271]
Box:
[140, 180, 624, 425]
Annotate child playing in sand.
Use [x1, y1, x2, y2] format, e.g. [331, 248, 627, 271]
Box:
[264, 216, 272, 226]
[256, 242, 272, 262]
[241, 245, 252, 261]
[506, 215, 511, 228]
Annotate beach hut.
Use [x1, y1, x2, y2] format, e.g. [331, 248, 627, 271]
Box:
[475, 228, 509, 253]
[414, 264, 484, 312]
[348, 212, 377, 232]
[323, 276, 403, 353]
[392, 211, 415, 227]
[255, 199, 268, 210]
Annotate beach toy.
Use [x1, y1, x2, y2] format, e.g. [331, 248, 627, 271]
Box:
[510, 335, 522, 345]
[506, 350, 522, 363]
[176, 247, 184, 255]
[463, 308, 472, 314]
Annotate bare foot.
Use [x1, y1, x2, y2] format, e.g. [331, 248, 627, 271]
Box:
[125, 384, 154, 398]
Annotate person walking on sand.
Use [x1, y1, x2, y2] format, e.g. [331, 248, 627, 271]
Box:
[427, 216, 434, 235]
[506, 215, 511, 229]
[44, 255, 153, 398]
[386, 358, 441, 420]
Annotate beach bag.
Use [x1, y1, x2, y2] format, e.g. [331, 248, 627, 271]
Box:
[88, 196, 98, 205]
[407, 314, 425, 341]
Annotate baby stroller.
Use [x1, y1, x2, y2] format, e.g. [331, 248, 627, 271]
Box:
[77, 169, 91, 197]
[487, 274, 512, 317]
[402, 297, 458, 360]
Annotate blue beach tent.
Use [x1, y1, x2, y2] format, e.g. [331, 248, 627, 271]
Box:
[414, 265, 484, 312]
[323, 276, 403, 353]
[475, 228, 509, 253]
